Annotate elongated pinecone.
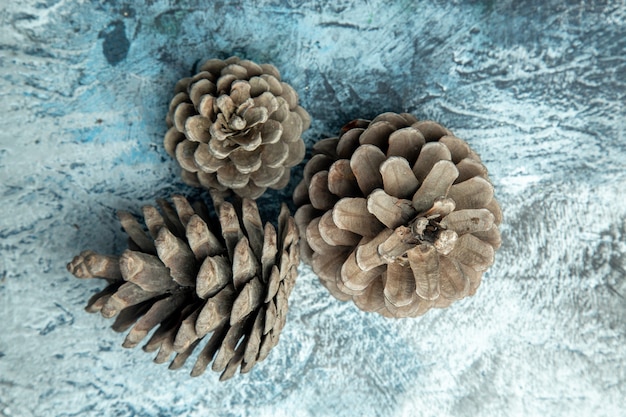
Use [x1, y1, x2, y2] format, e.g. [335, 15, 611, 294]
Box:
[293, 112, 502, 318]
[164, 56, 311, 199]
[67, 195, 299, 380]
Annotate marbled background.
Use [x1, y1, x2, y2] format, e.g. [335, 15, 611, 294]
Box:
[1, 0, 625, 416]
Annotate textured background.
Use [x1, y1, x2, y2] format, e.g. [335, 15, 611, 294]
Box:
[1, 0, 625, 416]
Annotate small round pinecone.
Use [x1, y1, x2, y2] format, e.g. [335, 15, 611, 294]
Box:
[293, 112, 502, 318]
[164, 56, 311, 199]
[67, 195, 299, 380]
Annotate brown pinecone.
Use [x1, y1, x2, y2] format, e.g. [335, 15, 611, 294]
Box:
[164, 56, 311, 199]
[293, 112, 502, 318]
[67, 195, 299, 380]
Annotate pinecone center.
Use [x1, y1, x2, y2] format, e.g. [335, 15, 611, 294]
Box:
[377, 197, 460, 265]
[409, 216, 443, 245]
[214, 96, 259, 139]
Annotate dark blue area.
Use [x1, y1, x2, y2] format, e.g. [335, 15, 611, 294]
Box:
[39, 322, 57, 336]
[38, 303, 75, 335]
[99, 20, 130, 66]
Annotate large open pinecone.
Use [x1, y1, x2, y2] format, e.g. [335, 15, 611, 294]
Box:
[164, 56, 310, 199]
[293, 112, 502, 318]
[67, 195, 299, 380]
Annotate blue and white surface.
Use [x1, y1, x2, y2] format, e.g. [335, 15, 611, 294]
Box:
[1, 1, 625, 416]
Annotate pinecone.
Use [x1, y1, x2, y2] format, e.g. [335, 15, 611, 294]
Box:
[164, 56, 311, 199]
[67, 195, 299, 380]
[293, 112, 502, 318]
